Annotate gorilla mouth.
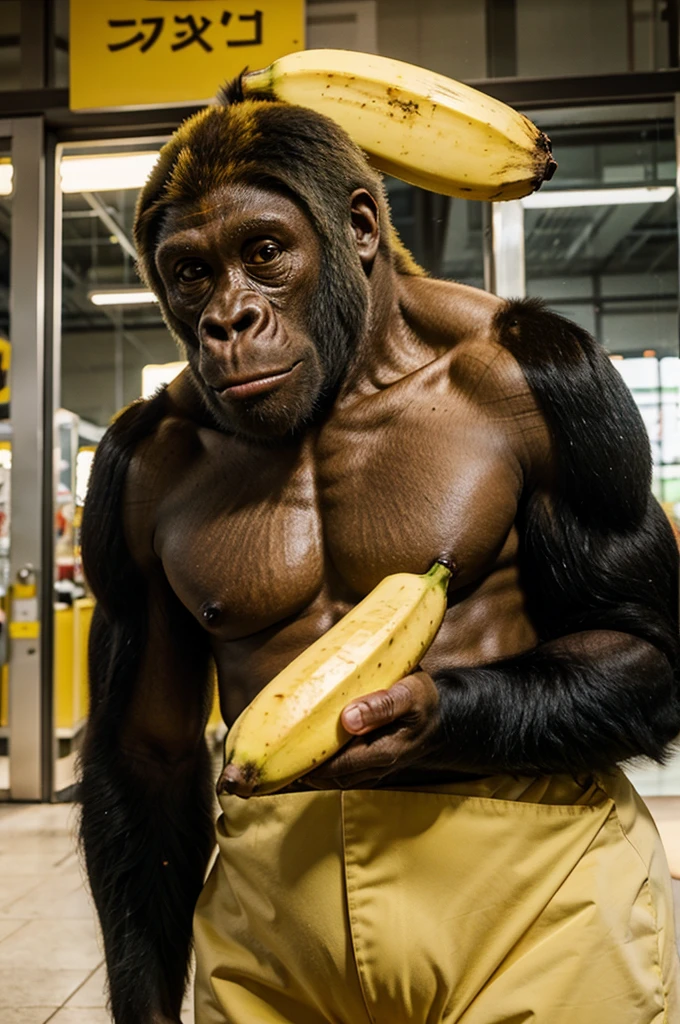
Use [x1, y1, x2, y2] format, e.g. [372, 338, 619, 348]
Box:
[215, 361, 302, 400]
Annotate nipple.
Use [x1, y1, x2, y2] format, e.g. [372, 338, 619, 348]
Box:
[201, 602, 223, 626]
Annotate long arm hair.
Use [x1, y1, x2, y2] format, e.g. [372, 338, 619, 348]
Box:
[79, 392, 215, 1024]
[436, 300, 680, 775]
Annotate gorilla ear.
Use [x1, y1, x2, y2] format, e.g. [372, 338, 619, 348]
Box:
[350, 189, 380, 269]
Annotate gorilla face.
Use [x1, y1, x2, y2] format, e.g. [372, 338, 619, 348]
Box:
[155, 182, 369, 440]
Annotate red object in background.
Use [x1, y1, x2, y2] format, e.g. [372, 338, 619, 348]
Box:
[56, 561, 74, 581]
[55, 507, 68, 537]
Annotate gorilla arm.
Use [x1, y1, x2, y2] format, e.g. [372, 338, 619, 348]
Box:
[427, 300, 680, 775]
[309, 300, 680, 785]
[79, 397, 215, 1024]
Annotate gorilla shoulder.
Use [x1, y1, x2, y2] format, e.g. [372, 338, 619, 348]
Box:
[398, 275, 502, 351]
[121, 369, 217, 568]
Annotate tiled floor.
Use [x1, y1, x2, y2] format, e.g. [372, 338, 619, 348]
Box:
[0, 802, 194, 1024]
[0, 798, 678, 1024]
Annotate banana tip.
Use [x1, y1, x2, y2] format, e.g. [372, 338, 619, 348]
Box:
[217, 763, 258, 799]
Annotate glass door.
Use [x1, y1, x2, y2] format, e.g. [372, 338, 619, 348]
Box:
[495, 104, 680, 794]
[53, 140, 163, 795]
[52, 139, 207, 796]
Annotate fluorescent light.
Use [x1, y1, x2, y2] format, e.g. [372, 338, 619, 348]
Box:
[522, 186, 675, 209]
[89, 290, 158, 306]
[142, 361, 187, 398]
[60, 152, 160, 193]
[0, 161, 12, 197]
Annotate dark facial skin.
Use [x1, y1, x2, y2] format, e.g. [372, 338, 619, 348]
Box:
[155, 184, 374, 440]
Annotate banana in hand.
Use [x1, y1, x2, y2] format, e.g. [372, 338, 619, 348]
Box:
[221, 561, 452, 797]
[242, 49, 556, 201]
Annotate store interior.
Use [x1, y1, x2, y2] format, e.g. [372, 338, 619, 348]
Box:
[0, 109, 666, 798]
[0, 0, 678, 805]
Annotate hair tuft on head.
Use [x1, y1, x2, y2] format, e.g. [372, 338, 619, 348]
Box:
[217, 72, 247, 107]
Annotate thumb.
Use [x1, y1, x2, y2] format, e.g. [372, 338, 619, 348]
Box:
[341, 680, 415, 735]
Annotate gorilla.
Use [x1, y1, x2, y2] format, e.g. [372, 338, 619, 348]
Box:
[79, 77, 680, 1024]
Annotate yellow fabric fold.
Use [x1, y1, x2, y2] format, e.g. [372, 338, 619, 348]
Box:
[193, 770, 679, 1023]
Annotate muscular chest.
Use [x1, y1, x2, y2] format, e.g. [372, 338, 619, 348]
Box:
[155, 378, 521, 639]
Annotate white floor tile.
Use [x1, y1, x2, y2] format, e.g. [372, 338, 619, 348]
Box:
[0, 917, 102, 970]
[0, 852, 77, 874]
[0, 804, 78, 834]
[0, 918, 27, 942]
[64, 963, 107, 1008]
[48, 1008, 112, 1024]
[0, 836, 76, 857]
[0, 1009, 60, 1024]
[0, 876, 43, 912]
[0, 968, 91, 1007]
[1, 875, 95, 920]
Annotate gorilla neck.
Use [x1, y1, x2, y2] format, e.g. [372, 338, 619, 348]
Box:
[338, 255, 420, 398]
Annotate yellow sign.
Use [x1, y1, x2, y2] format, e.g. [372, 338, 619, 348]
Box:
[0, 337, 10, 411]
[70, 0, 305, 111]
[9, 622, 40, 640]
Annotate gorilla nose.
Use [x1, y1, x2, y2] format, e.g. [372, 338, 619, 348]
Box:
[201, 303, 265, 345]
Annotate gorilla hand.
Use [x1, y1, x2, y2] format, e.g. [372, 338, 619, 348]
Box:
[303, 671, 446, 788]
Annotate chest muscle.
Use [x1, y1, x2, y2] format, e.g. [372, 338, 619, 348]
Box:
[155, 385, 521, 640]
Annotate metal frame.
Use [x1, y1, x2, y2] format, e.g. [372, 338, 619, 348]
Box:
[0, 118, 11, 800]
[0, 68, 680, 131]
[486, 98, 678, 298]
[6, 115, 51, 801]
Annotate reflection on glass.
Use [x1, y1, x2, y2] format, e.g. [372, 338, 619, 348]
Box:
[386, 178, 484, 287]
[525, 117, 678, 512]
[55, 142, 180, 794]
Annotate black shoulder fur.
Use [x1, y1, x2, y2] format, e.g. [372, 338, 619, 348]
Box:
[435, 299, 680, 776]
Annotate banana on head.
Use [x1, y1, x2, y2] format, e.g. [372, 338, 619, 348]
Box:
[242, 49, 556, 201]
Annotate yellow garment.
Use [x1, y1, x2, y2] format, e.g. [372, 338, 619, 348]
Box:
[193, 770, 679, 1023]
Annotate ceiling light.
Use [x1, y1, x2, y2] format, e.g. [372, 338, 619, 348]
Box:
[89, 290, 158, 306]
[522, 186, 675, 209]
[0, 161, 13, 197]
[60, 152, 160, 193]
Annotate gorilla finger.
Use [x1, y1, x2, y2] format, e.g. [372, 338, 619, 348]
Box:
[308, 738, 400, 780]
[341, 681, 417, 734]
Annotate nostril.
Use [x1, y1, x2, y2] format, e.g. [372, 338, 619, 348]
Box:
[233, 310, 256, 334]
[204, 320, 229, 343]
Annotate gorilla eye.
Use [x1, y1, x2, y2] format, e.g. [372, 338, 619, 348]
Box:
[244, 241, 282, 266]
[175, 260, 211, 283]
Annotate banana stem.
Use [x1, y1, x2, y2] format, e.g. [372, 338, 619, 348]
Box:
[242, 66, 275, 98]
[426, 559, 455, 585]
